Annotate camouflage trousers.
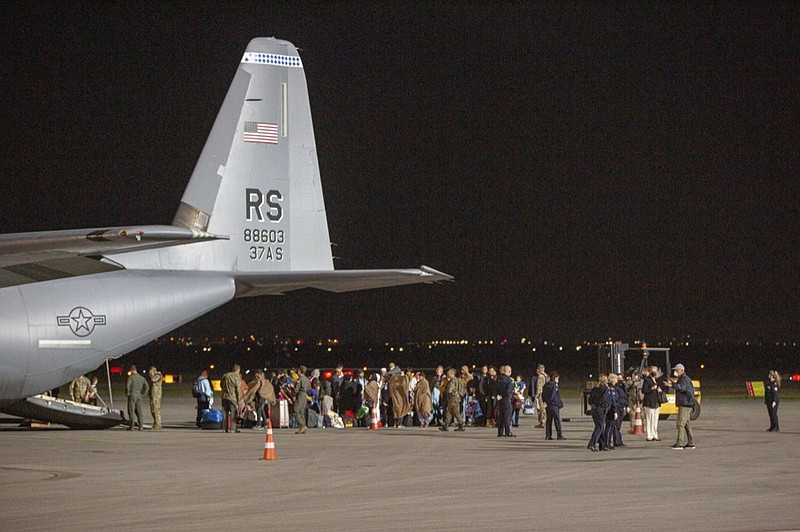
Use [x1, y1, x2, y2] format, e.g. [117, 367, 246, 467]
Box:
[150, 396, 162, 429]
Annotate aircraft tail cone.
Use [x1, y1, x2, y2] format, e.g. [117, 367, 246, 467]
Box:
[368, 405, 381, 431]
[632, 406, 644, 435]
[260, 419, 278, 461]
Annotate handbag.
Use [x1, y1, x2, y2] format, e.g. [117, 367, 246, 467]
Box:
[658, 390, 668, 404]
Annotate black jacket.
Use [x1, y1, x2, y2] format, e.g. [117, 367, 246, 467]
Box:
[496, 374, 515, 399]
[673, 374, 695, 407]
[542, 380, 563, 408]
[765, 381, 780, 405]
[589, 385, 612, 413]
[642, 375, 662, 409]
[615, 383, 628, 411]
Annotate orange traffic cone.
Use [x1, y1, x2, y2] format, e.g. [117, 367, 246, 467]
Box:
[260, 419, 278, 461]
[368, 405, 381, 431]
[632, 406, 644, 435]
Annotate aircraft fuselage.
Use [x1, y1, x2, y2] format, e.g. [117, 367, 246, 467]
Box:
[0, 270, 235, 403]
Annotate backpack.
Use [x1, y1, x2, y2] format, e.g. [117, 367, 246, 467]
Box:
[192, 379, 202, 398]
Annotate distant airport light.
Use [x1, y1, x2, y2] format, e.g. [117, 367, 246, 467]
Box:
[700, 364, 705, 370]
[792, 374, 800, 382]
[209, 364, 215, 370]
[163, 374, 176, 384]
[109, 366, 124, 375]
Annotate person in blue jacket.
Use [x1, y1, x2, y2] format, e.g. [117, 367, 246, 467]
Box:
[603, 375, 619, 449]
[765, 370, 781, 432]
[612, 374, 628, 447]
[588, 375, 612, 451]
[542, 371, 565, 440]
[664, 363, 695, 449]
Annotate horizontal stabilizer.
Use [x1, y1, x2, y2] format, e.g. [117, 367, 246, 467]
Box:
[234, 265, 453, 296]
[0, 225, 228, 269]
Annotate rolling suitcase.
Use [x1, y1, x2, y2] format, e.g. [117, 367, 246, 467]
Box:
[201, 408, 223, 430]
[270, 399, 290, 428]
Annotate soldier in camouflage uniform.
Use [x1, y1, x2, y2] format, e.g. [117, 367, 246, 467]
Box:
[148, 365, 163, 430]
[70, 375, 91, 403]
[439, 367, 466, 432]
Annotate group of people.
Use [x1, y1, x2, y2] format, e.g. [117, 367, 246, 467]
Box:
[588, 363, 699, 451]
[190, 362, 571, 439]
[66, 366, 162, 430]
[121, 361, 784, 443]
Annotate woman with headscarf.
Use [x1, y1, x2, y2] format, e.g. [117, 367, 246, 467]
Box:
[364, 374, 380, 410]
[389, 373, 411, 427]
[414, 371, 433, 427]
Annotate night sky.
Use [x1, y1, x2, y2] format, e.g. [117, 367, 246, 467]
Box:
[1, 3, 798, 342]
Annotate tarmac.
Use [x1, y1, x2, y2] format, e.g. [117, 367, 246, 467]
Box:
[1, 397, 798, 531]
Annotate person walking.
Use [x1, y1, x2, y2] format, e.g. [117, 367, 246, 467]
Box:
[148, 365, 163, 430]
[765, 370, 781, 432]
[221, 364, 242, 433]
[439, 367, 466, 432]
[542, 371, 565, 440]
[293, 365, 309, 434]
[665, 363, 695, 449]
[587, 375, 611, 451]
[126, 365, 149, 431]
[641, 366, 663, 441]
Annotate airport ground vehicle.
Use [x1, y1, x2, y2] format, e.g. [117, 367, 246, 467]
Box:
[582, 342, 701, 420]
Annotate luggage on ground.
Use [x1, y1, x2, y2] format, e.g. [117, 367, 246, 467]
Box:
[201, 408, 223, 430]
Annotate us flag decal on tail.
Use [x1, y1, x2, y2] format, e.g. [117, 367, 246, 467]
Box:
[243, 121, 278, 144]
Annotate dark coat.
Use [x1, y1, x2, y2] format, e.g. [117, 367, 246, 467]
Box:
[588, 385, 612, 413]
[673, 374, 695, 407]
[642, 375, 662, 409]
[615, 383, 628, 411]
[496, 374, 515, 398]
[765, 381, 780, 405]
[542, 380, 563, 409]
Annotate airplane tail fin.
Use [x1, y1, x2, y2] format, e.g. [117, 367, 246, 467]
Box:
[168, 38, 333, 273]
[111, 38, 452, 294]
